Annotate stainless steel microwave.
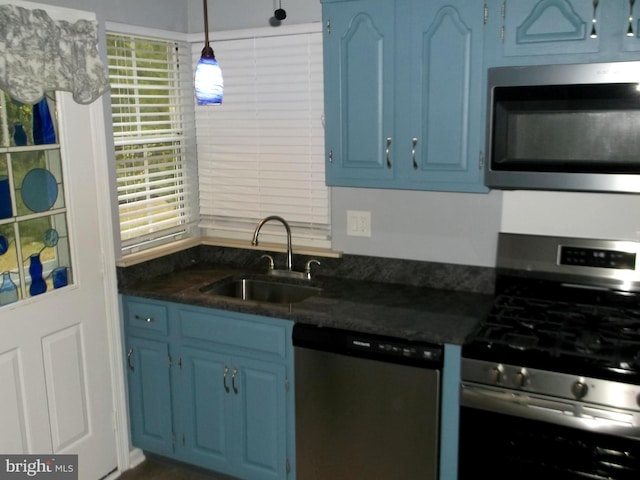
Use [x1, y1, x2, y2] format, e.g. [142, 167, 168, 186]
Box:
[485, 61, 640, 194]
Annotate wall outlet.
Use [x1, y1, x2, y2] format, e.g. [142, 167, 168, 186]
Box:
[347, 210, 371, 237]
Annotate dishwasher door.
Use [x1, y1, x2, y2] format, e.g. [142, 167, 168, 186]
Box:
[294, 326, 441, 480]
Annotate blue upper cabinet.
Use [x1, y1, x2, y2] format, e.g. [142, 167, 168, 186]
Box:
[396, 1, 487, 192]
[322, 0, 488, 193]
[485, 0, 640, 66]
[323, 0, 396, 186]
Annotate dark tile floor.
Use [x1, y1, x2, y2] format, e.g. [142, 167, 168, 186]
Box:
[119, 457, 237, 480]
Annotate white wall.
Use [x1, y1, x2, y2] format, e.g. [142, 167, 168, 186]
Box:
[332, 188, 503, 267]
[29, 0, 190, 31]
[187, 0, 322, 32]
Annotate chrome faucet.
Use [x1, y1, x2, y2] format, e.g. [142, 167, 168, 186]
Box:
[252, 215, 293, 270]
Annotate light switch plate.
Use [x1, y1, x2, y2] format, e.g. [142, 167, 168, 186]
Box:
[347, 210, 371, 237]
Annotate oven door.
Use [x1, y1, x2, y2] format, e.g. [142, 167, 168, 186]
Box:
[459, 384, 640, 480]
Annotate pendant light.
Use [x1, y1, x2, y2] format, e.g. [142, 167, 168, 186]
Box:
[194, 0, 223, 105]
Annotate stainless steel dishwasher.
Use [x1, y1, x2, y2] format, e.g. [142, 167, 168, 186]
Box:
[293, 323, 442, 480]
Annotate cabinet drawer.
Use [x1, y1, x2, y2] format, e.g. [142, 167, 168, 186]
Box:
[179, 308, 287, 359]
[124, 299, 169, 336]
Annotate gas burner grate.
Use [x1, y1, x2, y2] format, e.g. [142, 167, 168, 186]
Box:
[473, 292, 640, 373]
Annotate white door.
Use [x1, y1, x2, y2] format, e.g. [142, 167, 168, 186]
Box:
[0, 93, 118, 478]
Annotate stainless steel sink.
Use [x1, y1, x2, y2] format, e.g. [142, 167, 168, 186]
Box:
[200, 277, 321, 304]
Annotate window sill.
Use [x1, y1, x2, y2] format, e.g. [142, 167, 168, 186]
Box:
[115, 237, 342, 268]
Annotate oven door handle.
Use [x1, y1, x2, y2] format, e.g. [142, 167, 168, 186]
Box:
[461, 383, 640, 439]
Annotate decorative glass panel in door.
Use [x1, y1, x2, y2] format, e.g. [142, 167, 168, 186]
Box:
[0, 90, 73, 305]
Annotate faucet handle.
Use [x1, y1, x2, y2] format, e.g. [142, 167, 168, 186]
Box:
[304, 259, 321, 279]
[260, 254, 275, 271]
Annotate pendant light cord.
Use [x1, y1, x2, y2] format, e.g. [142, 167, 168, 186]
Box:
[201, 0, 214, 58]
[203, 0, 209, 44]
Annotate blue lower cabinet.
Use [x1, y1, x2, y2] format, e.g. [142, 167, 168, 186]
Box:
[126, 336, 174, 456]
[177, 346, 289, 480]
[178, 346, 233, 473]
[233, 357, 288, 480]
[122, 296, 294, 480]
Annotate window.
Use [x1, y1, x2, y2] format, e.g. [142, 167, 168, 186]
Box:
[0, 91, 73, 305]
[106, 33, 197, 255]
[195, 27, 330, 249]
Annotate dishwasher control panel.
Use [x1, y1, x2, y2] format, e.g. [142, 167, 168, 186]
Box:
[292, 323, 444, 368]
[349, 336, 442, 362]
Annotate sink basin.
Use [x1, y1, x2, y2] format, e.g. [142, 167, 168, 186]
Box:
[201, 277, 321, 304]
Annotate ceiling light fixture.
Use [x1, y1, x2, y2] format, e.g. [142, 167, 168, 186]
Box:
[274, 0, 287, 21]
[194, 0, 223, 105]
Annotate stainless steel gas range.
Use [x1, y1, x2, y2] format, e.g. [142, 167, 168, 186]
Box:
[459, 233, 640, 480]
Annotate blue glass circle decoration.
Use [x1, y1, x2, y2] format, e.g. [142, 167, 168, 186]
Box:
[43, 228, 59, 247]
[21, 168, 58, 212]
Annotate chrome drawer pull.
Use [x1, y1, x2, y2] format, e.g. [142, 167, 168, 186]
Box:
[134, 314, 155, 323]
[223, 366, 230, 393]
[127, 347, 134, 372]
[232, 367, 239, 394]
[412, 137, 418, 170]
[386, 137, 392, 168]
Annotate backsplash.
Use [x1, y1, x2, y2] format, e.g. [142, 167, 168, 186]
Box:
[117, 245, 495, 295]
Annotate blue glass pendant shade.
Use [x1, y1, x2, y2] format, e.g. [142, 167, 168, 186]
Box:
[195, 50, 223, 105]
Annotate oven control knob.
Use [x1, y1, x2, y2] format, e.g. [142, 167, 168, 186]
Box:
[516, 369, 528, 388]
[491, 365, 504, 384]
[571, 380, 588, 399]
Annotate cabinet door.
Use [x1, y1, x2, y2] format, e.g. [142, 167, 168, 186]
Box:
[397, 1, 487, 192]
[622, 0, 640, 53]
[233, 356, 288, 480]
[178, 346, 234, 474]
[126, 336, 173, 456]
[323, 0, 396, 187]
[490, 0, 599, 64]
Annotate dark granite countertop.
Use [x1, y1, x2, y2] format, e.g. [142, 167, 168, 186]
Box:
[120, 265, 493, 345]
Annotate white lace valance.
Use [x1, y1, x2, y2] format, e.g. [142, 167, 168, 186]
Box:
[0, 4, 109, 104]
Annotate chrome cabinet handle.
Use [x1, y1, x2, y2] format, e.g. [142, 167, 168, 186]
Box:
[134, 314, 155, 323]
[411, 137, 418, 170]
[628, 0, 636, 37]
[385, 137, 392, 168]
[328, 149, 333, 164]
[232, 368, 239, 394]
[127, 347, 134, 372]
[590, 0, 598, 38]
[223, 365, 230, 393]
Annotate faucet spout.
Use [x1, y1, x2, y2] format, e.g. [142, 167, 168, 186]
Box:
[251, 216, 293, 270]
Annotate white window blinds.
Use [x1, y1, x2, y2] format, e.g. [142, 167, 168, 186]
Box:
[195, 28, 330, 249]
[107, 33, 197, 254]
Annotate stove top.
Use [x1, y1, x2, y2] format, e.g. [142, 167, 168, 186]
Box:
[464, 234, 640, 384]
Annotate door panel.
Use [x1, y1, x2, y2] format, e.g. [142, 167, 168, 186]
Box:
[0, 348, 28, 453]
[42, 324, 89, 451]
